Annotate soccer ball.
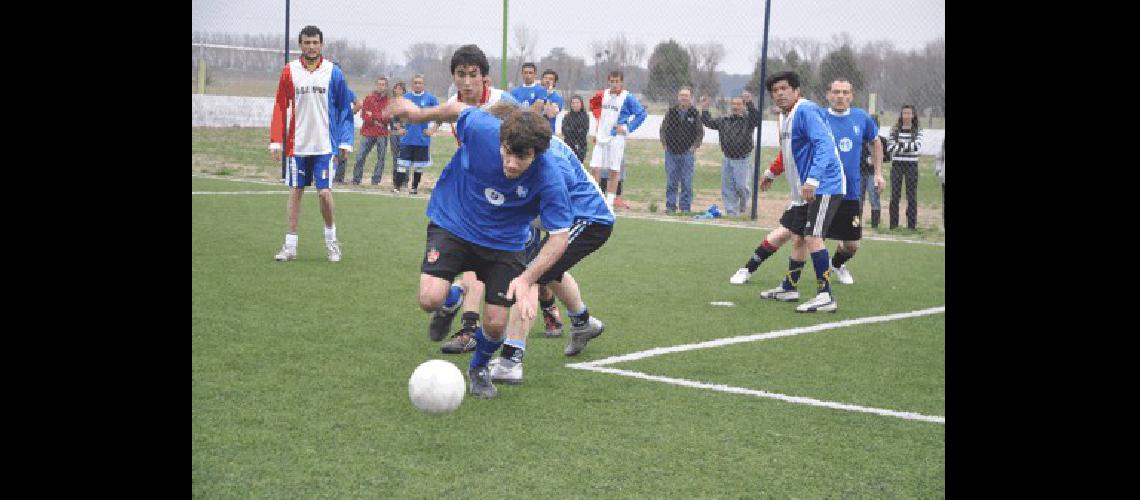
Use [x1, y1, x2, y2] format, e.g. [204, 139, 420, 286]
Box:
[408, 359, 466, 414]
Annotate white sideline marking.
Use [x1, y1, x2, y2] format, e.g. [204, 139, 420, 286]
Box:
[566, 306, 946, 424]
[192, 191, 290, 195]
[709, 301, 736, 307]
[192, 174, 943, 247]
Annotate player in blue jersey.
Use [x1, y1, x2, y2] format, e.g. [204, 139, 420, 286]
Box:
[509, 62, 548, 108]
[395, 74, 440, 194]
[726, 71, 845, 313]
[387, 97, 574, 399]
[820, 79, 883, 285]
[540, 69, 565, 134]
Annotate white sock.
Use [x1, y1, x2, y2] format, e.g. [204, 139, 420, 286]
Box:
[606, 193, 616, 205]
[285, 233, 298, 248]
[324, 225, 337, 242]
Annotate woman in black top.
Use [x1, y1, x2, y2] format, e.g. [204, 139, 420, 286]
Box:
[887, 104, 923, 230]
[561, 95, 590, 163]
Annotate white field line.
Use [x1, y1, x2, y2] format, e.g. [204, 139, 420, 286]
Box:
[192, 191, 291, 195]
[190, 174, 944, 246]
[566, 306, 946, 424]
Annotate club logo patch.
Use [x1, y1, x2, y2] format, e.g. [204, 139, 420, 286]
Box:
[839, 137, 853, 152]
[485, 188, 505, 206]
[516, 185, 528, 198]
[426, 247, 439, 263]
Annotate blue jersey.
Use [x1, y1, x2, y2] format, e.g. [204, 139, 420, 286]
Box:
[509, 83, 548, 107]
[426, 107, 574, 252]
[779, 98, 845, 204]
[401, 91, 440, 147]
[824, 107, 879, 201]
[546, 136, 614, 225]
[544, 90, 565, 132]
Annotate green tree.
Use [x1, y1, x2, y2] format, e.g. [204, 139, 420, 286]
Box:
[747, 49, 814, 101]
[645, 40, 691, 102]
[816, 45, 865, 100]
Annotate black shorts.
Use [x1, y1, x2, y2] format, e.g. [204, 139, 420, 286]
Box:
[421, 223, 526, 307]
[530, 220, 613, 285]
[780, 194, 843, 238]
[398, 145, 431, 170]
[825, 199, 863, 241]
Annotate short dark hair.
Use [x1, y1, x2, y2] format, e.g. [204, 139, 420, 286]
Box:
[608, 70, 624, 81]
[499, 109, 552, 157]
[827, 78, 852, 91]
[542, 69, 558, 84]
[765, 71, 800, 91]
[298, 25, 323, 43]
[450, 44, 489, 77]
[521, 62, 537, 72]
[377, 76, 388, 83]
[392, 81, 406, 94]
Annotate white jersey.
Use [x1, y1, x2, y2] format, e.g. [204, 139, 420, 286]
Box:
[595, 90, 628, 144]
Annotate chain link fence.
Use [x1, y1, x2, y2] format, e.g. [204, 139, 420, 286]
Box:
[193, 0, 943, 231]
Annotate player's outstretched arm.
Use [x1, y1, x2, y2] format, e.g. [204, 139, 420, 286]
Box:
[386, 99, 468, 124]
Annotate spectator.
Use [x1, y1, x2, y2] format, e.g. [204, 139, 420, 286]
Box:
[354, 77, 392, 185]
[388, 81, 407, 189]
[935, 136, 945, 222]
[396, 74, 440, 195]
[887, 104, 923, 230]
[859, 113, 888, 228]
[659, 86, 704, 214]
[332, 87, 361, 184]
[561, 95, 590, 163]
[700, 91, 759, 217]
[540, 69, 565, 133]
[589, 71, 647, 209]
[509, 62, 548, 108]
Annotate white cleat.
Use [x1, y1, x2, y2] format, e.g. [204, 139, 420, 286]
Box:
[729, 267, 752, 285]
[795, 292, 838, 313]
[831, 265, 854, 285]
[326, 240, 342, 262]
[759, 285, 799, 302]
[274, 245, 297, 262]
[489, 358, 523, 385]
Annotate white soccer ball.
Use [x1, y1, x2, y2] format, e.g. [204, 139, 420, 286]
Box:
[408, 359, 465, 414]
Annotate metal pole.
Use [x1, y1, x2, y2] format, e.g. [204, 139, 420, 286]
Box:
[750, 0, 772, 221]
[502, 0, 509, 88]
[282, 0, 290, 181]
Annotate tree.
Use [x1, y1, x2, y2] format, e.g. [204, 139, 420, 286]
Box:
[539, 47, 587, 95]
[644, 40, 691, 102]
[816, 45, 865, 100]
[510, 24, 539, 85]
[747, 49, 815, 101]
[687, 42, 725, 100]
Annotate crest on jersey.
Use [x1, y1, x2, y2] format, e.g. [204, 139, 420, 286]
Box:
[485, 187, 505, 206]
[839, 137, 853, 152]
[426, 247, 439, 263]
[516, 185, 528, 198]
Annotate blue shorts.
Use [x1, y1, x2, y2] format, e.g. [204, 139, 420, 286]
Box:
[397, 145, 431, 171]
[286, 154, 335, 189]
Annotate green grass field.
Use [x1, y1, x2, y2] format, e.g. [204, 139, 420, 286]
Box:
[192, 175, 945, 496]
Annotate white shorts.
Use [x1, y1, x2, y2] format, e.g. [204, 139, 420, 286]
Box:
[589, 135, 626, 172]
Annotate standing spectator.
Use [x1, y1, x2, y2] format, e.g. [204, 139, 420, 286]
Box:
[859, 114, 888, 228]
[887, 104, 923, 230]
[332, 86, 361, 184]
[540, 69, 564, 133]
[561, 95, 590, 163]
[354, 77, 392, 185]
[935, 136, 945, 222]
[396, 74, 440, 195]
[659, 86, 704, 214]
[268, 25, 354, 263]
[589, 70, 647, 209]
[700, 91, 759, 217]
[509, 62, 548, 108]
[388, 81, 407, 189]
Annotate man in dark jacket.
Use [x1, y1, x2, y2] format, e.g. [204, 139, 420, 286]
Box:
[659, 87, 705, 213]
[701, 91, 759, 216]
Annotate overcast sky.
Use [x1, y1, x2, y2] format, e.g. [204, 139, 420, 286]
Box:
[192, 0, 944, 75]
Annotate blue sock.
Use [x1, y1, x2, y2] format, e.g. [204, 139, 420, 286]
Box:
[442, 284, 463, 311]
[810, 249, 832, 294]
[568, 305, 589, 327]
[469, 327, 503, 370]
[782, 259, 805, 291]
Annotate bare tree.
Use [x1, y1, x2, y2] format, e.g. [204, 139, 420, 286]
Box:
[688, 42, 726, 100]
[510, 24, 539, 85]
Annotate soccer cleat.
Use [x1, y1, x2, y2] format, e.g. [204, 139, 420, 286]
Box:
[613, 196, 631, 209]
[489, 357, 523, 385]
[564, 316, 605, 356]
[274, 245, 297, 262]
[831, 265, 854, 285]
[392, 187, 401, 194]
[326, 240, 342, 262]
[467, 365, 497, 399]
[729, 267, 752, 285]
[795, 291, 838, 313]
[542, 306, 564, 338]
[441, 329, 477, 354]
[759, 286, 800, 302]
[428, 289, 465, 342]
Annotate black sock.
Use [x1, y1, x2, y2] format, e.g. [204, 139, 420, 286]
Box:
[617, 180, 624, 195]
[539, 296, 556, 311]
[745, 239, 778, 273]
[412, 171, 422, 189]
[832, 249, 855, 268]
[461, 312, 479, 333]
[599, 178, 608, 192]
